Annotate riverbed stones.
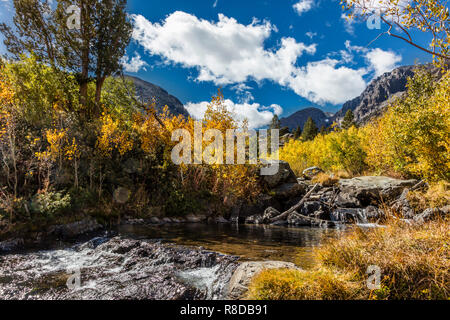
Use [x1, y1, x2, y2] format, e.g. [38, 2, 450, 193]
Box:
[225, 261, 300, 300]
[47, 218, 102, 239]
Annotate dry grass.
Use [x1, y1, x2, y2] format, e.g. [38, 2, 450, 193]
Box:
[407, 181, 450, 212]
[312, 173, 339, 187]
[247, 220, 449, 300]
[317, 219, 449, 300]
[247, 268, 362, 300]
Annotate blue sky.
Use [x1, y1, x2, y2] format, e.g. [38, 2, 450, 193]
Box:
[0, 0, 434, 128]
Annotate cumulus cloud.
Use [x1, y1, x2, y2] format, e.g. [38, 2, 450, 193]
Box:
[288, 58, 367, 105]
[131, 12, 316, 85]
[121, 53, 148, 73]
[185, 99, 283, 129]
[131, 12, 402, 106]
[344, 41, 402, 77]
[293, 0, 314, 16]
[365, 48, 402, 77]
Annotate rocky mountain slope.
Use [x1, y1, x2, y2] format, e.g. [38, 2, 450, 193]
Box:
[281, 64, 440, 129]
[280, 107, 331, 130]
[126, 76, 189, 117]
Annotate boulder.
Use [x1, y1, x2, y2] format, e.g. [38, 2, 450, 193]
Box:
[339, 176, 419, 205]
[232, 195, 282, 223]
[335, 192, 361, 208]
[299, 201, 323, 216]
[287, 211, 311, 226]
[225, 261, 300, 300]
[273, 183, 307, 199]
[262, 160, 298, 188]
[302, 167, 324, 179]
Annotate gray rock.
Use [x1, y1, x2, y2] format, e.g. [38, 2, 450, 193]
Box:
[364, 206, 385, 221]
[335, 192, 361, 208]
[288, 212, 312, 226]
[391, 189, 415, 218]
[262, 207, 280, 223]
[150, 217, 161, 224]
[262, 160, 298, 188]
[339, 176, 418, 204]
[186, 215, 206, 223]
[300, 201, 323, 216]
[273, 183, 307, 199]
[302, 167, 324, 179]
[0, 238, 24, 253]
[47, 218, 102, 239]
[330, 208, 367, 224]
[245, 215, 264, 225]
[413, 208, 447, 224]
[225, 261, 300, 300]
[234, 195, 282, 223]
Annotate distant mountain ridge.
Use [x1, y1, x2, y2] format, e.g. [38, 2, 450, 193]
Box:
[126, 76, 189, 117]
[280, 107, 331, 130]
[281, 64, 440, 130]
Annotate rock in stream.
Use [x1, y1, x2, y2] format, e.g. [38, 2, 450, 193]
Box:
[0, 237, 239, 300]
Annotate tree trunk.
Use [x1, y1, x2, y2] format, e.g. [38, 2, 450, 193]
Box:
[94, 76, 106, 113]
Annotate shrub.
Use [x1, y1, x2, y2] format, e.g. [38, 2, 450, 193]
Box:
[31, 191, 72, 217]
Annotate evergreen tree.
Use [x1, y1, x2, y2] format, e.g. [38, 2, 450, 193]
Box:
[319, 125, 327, 135]
[301, 117, 318, 141]
[269, 114, 281, 130]
[342, 109, 356, 129]
[293, 126, 302, 139]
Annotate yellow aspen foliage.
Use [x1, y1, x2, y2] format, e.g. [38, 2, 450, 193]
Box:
[98, 112, 133, 156]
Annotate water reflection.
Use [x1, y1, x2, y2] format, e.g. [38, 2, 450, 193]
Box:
[117, 223, 346, 268]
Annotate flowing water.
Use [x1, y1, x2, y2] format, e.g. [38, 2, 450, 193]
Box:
[0, 224, 346, 300]
[117, 223, 345, 268]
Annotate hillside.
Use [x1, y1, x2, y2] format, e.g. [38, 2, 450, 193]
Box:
[126, 76, 189, 117]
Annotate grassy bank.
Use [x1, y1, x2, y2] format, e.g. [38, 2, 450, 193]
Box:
[247, 219, 449, 300]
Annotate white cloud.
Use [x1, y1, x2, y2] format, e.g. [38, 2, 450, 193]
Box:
[288, 59, 367, 105]
[305, 31, 317, 39]
[185, 99, 283, 129]
[121, 53, 148, 73]
[132, 12, 316, 86]
[293, 0, 314, 16]
[365, 48, 402, 77]
[131, 12, 402, 106]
